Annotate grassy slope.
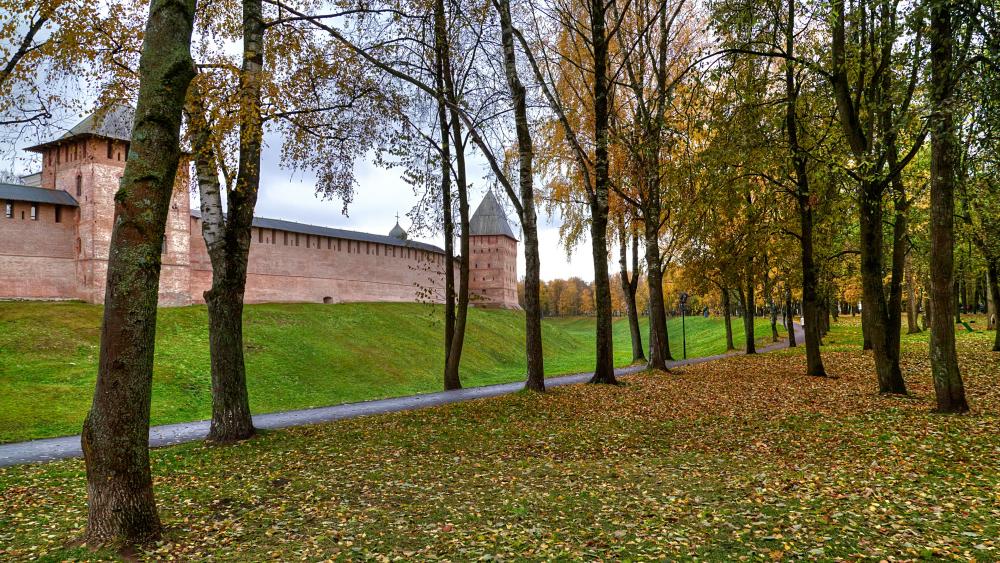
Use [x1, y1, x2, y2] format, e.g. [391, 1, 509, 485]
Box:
[1, 315, 997, 560]
[0, 302, 775, 443]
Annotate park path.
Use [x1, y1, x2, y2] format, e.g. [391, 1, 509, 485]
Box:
[0, 323, 803, 468]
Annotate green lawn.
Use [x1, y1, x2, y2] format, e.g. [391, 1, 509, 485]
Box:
[0, 301, 776, 443]
[1, 310, 996, 560]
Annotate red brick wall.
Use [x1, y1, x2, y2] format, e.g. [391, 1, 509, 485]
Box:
[469, 234, 520, 309]
[189, 219, 450, 304]
[0, 201, 78, 299]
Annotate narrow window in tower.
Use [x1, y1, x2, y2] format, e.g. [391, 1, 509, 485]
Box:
[107, 140, 113, 159]
[55, 206, 62, 223]
[55, 147, 60, 164]
[272, 229, 276, 244]
[82, 140, 87, 158]
[258, 228, 263, 243]
[30, 204, 37, 220]
[3, 201, 11, 218]
[284, 232, 288, 245]
[76, 175, 82, 196]
[124, 142, 130, 160]
[295, 233, 299, 246]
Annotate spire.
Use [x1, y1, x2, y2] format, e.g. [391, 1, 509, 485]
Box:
[469, 190, 517, 239]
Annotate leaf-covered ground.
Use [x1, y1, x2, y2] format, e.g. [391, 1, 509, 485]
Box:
[1, 318, 997, 561]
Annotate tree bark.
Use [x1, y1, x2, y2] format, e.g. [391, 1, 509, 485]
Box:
[439, 0, 469, 390]
[587, 0, 616, 384]
[434, 34, 455, 370]
[644, 223, 672, 368]
[928, 0, 969, 411]
[785, 287, 797, 348]
[906, 255, 921, 333]
[81, 0, 196, 545]
[987, 260, 1000, 350]
[738, 280, 756, 354]
[199, 0, 267, 444]
[722, 287, 735, 351]
[859, 181, 906, 393]
[619, 226, 645, 363]
[769, 297, 779, 342]
[495, 0, 544, 391]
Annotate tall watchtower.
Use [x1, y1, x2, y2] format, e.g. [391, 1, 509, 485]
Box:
[468, 191, 520, 309]
[25, 106, 191, 305]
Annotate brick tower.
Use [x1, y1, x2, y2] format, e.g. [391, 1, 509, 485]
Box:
[25, 106, 191, 305]
[468, 191, 520, 309]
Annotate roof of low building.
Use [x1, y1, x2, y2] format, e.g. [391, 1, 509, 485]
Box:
[191, 211, 445, 254]
[469, 190, 517, 240]
[0, 183, 79, 206]
[26, 105, 134, 152]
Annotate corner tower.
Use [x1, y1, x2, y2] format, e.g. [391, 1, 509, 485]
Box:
[468, 191, 520, 309]
[25, 105, 191, 305]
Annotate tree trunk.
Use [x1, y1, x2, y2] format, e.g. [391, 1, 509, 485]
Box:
[198, 0, 267, 444]
[722, 287, 735, 351]
[987, 259, 1000, 351]
[496, 0, 544, 391]
[769, 298, 779, 342]
[739, 281, 756, 354]
[859, 181, 907, 394]
[906, 256, 921, 333]
[644, 214, 671, 368]
[619, 227, 644, 362]
[439, 0, 469, 391]
[81, 0, 196, 544]
[782, 0, 823, 373]
[587, 0, 616, 384]
[434, 37, 455, 369]
[928, 0, 968, 411]
[785, 287, 797, 348]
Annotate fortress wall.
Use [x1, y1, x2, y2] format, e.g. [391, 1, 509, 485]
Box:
[469, 235, 520, 309]
[189, 218, 448, 304]
[0, 202, 78, 299]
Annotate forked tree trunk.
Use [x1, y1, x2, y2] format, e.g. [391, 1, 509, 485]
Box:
[81, 0, 196, 545]
[619, 227, 645, 363]
[859, 182, 906, 393]
[927, 0, 969, 411]
[722, 287, 735, 351]
[588, 0, 616, 384]
[644, 218, 672, 368]
[495, 0, 544, 390]
[200, 0, 267, 444]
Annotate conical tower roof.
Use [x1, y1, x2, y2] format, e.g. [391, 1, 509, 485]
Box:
[388, 222, 408, 240]
[469, 191, 516, 240]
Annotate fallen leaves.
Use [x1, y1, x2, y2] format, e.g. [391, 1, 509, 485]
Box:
[0, 320, 998, 560]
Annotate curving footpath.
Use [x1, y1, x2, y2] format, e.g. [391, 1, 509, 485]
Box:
[0, 323, 804, 468]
